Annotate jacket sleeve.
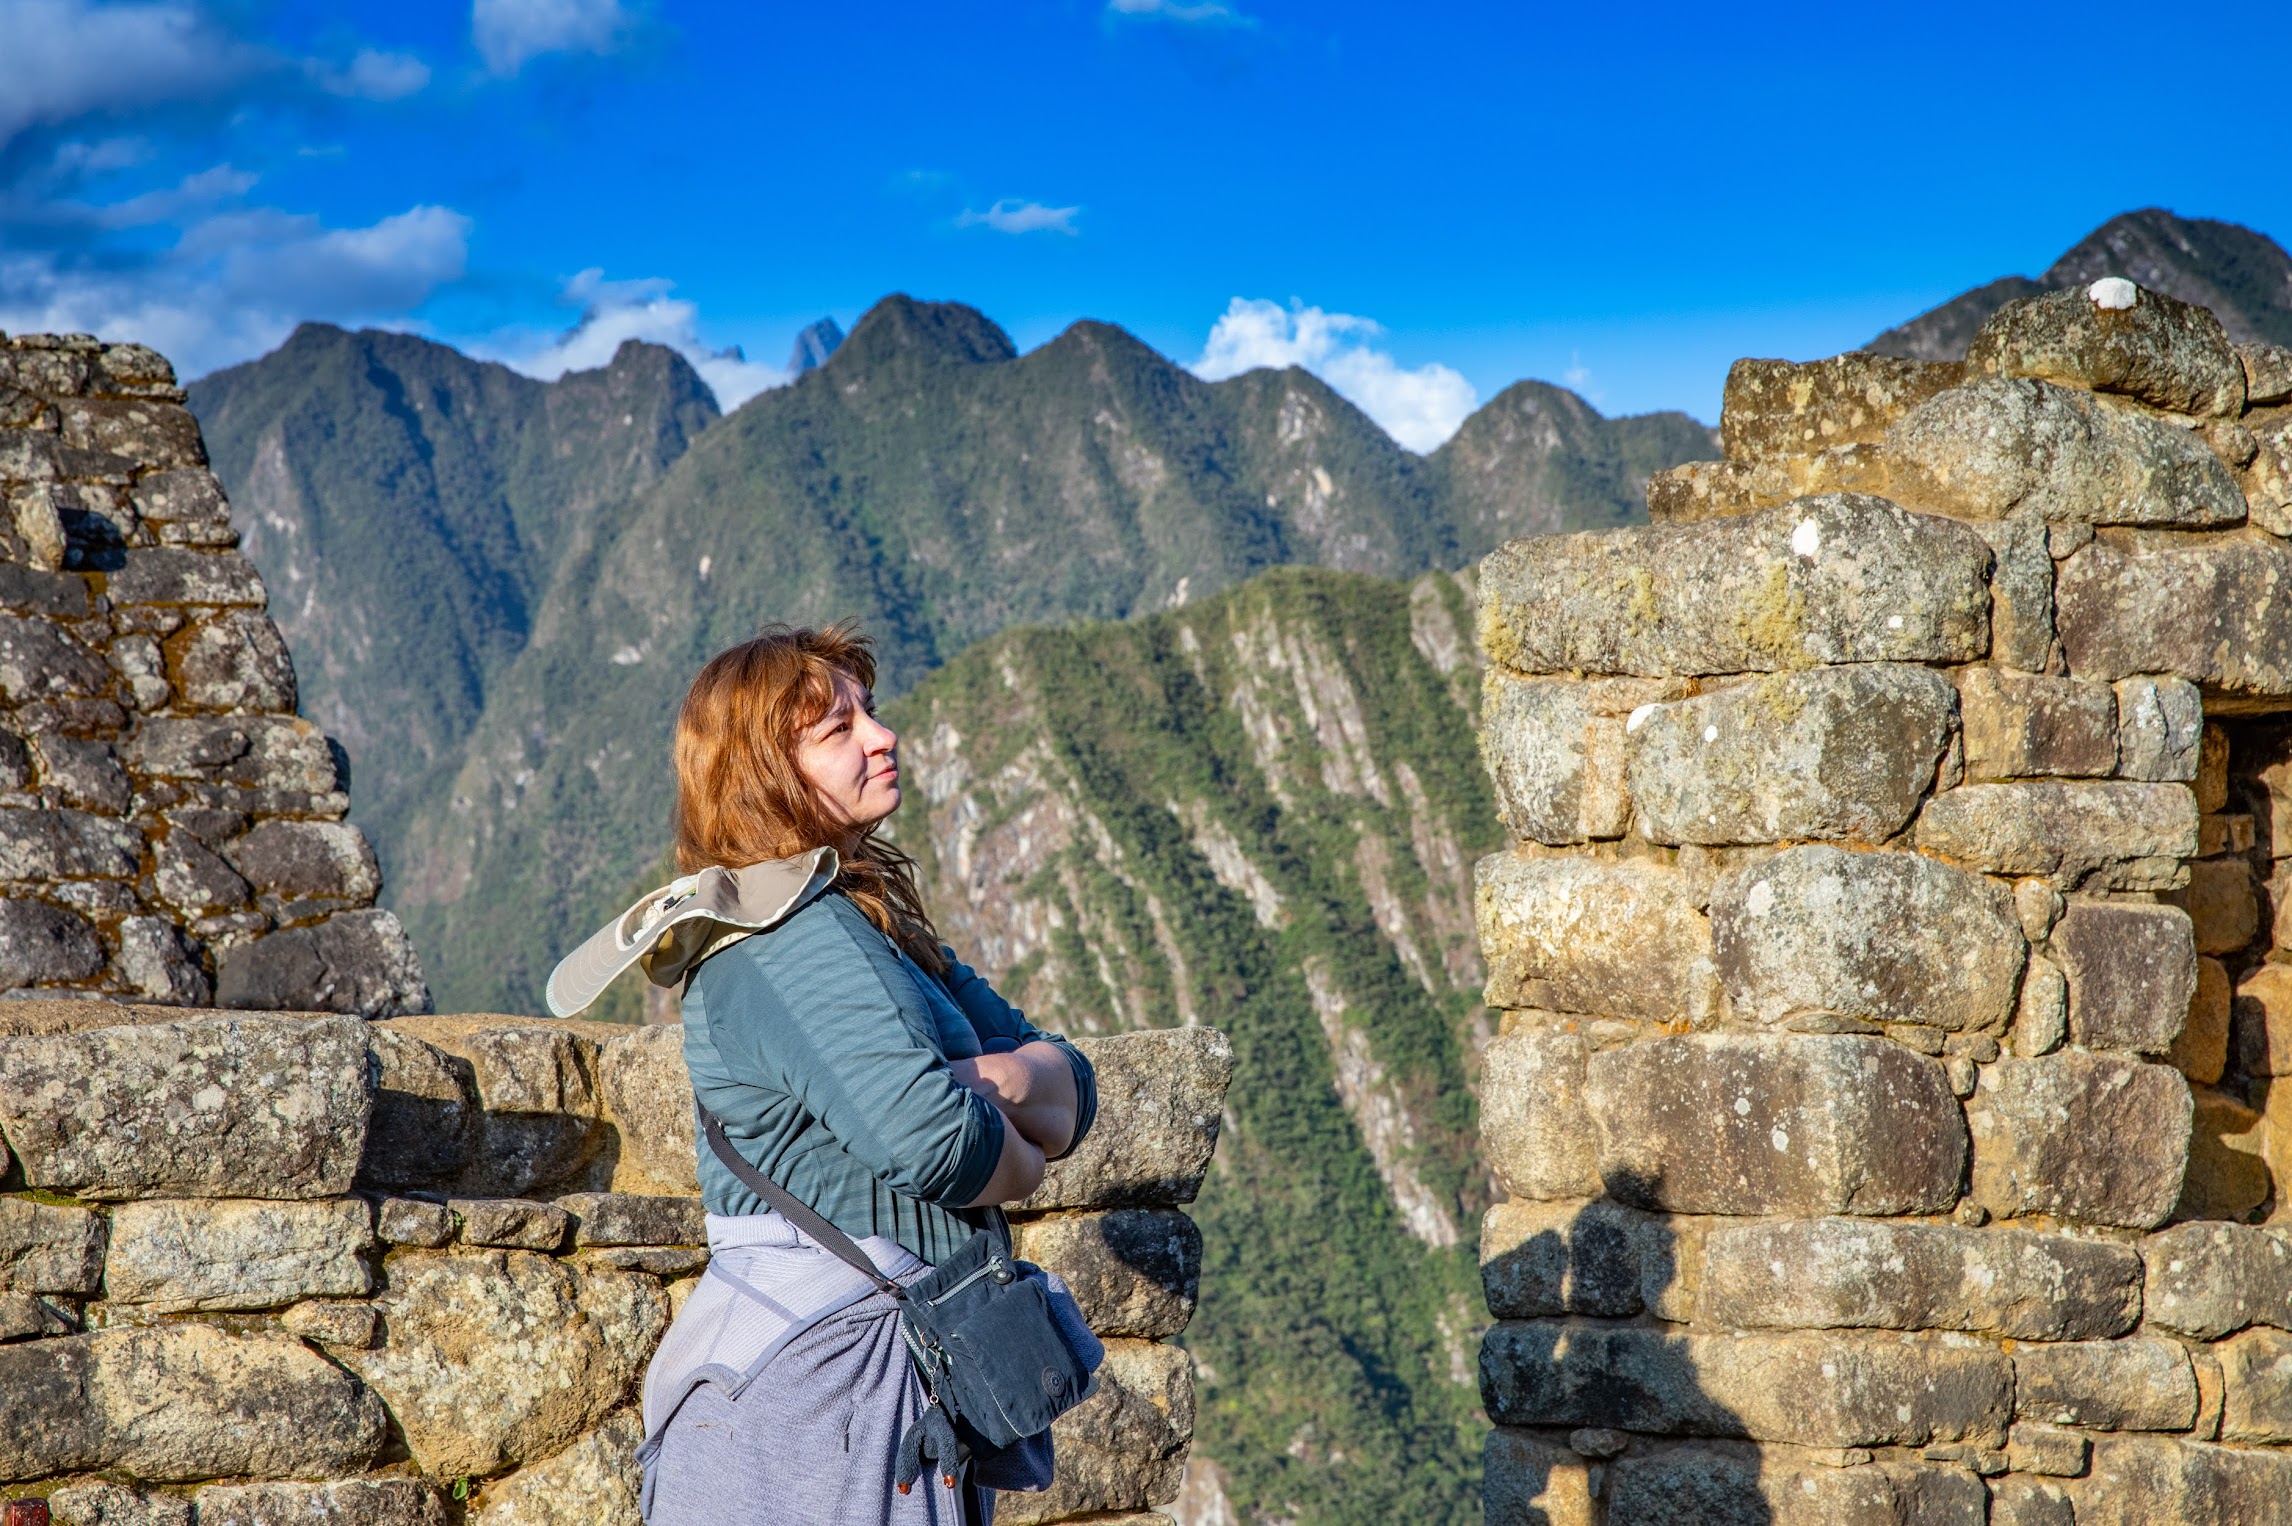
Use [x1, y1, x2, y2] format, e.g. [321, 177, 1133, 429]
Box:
[712, 915, 1008, 1208]
[939, 950, 1099, 1161]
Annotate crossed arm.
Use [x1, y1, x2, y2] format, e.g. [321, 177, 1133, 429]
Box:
[954, 1043, 1081, 1207]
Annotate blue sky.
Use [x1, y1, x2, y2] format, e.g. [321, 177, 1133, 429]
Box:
[5, 0, 2288, 444]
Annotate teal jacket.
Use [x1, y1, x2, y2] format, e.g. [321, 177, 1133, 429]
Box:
[682, 890, 1098, 1264]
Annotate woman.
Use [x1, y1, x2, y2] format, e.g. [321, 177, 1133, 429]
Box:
[639, 624, 1098, 1524]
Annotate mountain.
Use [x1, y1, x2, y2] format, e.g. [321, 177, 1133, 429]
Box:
[888, 565, 1497, 1526]
[788, 316, 845, 373]
[1868, 209, 2292, 359]
[188, 326, 718, 889]
[192, 295, 1712, 1013]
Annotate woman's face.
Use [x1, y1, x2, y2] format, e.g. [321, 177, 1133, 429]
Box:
[795, 672, 900, 829]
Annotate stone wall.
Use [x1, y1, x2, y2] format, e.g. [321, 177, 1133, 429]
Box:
[0, 330, 425, 1015]
[1474, 281, 2292, 1523]
[0, 1001, 1231, 1523]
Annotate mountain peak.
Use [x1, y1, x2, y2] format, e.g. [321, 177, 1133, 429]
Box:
[836, 295, 1017, 373]
[788, 318, 845, 374]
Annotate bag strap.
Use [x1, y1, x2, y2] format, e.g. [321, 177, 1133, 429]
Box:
[697, 1104, 907, 1301]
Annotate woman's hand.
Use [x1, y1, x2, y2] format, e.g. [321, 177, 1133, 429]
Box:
[964, 1120, 1046, 1206]
[948, 1042, 1081, 1158]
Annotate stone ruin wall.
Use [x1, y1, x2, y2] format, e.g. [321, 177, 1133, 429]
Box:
[0, 332, 1231, 1525]
[0, 329, 425, 1015]
[1472, 281, 2292, 1525]
[0, 1005, 1229, 1525]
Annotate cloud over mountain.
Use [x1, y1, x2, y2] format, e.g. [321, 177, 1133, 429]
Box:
[1195, 297, 1478, 452]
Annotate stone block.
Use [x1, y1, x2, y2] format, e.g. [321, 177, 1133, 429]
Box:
[2251, 414, 2292, 538]
[0, 1290, 76, 1341]
[1478, 1198, 1655, 1319]
[0, 896, 104, 988]
[375, 1197, 454, 1247]
[1719, 352, 1965, 460]
[1627, 665, 1956, 846]
[114, 917, 210, 1007]
[0, 615, 110, 703]
[1975, 516, 2059, 672]
[557, 1191, 705, 1248]
[452, 1198, 571, 1250]
[577, 1245, 706, 1275]
[129, 466, 227, 524]
[222, 821, 380, 905]
[0, 807, 142, 881]
[1012, 1207, 1200, 1338]
[105, 548, 264, 608]
[0, 566, 86, 619]
[31, 736, 130, 814]
[2058, 533, 2292, 697]
[2214, 1328, 2292, 1443]
[2232, 963, 2292, 1077]
[1709, 846, 2025, 1033]
[1477, 854, 1714, 1022]
[276, 1299, 380, 1348]
[151, 831, 251, 916]
[341, 1249, 666, 1478]
[1916, 780, 2198, 891]
[1020, 1027, 1232, 1211]
[1477, 494, 1992, 677]
[2008, 1423, 2092, 1478]
[1480, 1320, 2012, 1447]
[0, 1014, 370, 1199]
[57, 398, 205, 466]
[469, 1409, 642, 1526]
[598, 1023, 699, 1195]
[358, 1025, 478, 1189]
[0, 1195, 105, 1293]
[2053, 900, 2198, 1052]
[1699, 1216, 2141, 1340]
[1887, 376, 2245, 524]
[120, 717, 339, 793]
[377, 1018, 603, 1197]
[1955, 670, 2114, 781]
[193, 1480, 448, 1526]
[0, 1325, 385, 1481]
[175, 611, 296, 714]
[2244, 344, 2292, 407]
[215, 909, 430, 1019]
[2177, 1087, 2271, 1222]
[1605, 1447, 1989, 1526]
[2169, 858, 2259, 955]
[2115, 676, 2204, 782]
[2173, 956, 2231, 1085]
[2068, 1435, 2292, 1526]
[1482, 1428, 1595, 1526]
[46, 1481, 194, 1526]
[992, 1340, 1192, 1525]
[103, 1197, 372, 1312]
[2013, 1338, 2198, 1430]
[1968, 1054, 2191, 1228]
[1585, 1033, 1966, 1216]
[2142, 1222, 2292, 1339]
[1966, 281, 2247, 417]
[1480, 672, 1677, 844]
[1480, 1030, 1602, 1200]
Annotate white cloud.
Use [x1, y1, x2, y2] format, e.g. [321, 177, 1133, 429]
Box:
[312, 48, 432, 101]
[0, 0, 264, 149]
[494, 268, 786, 411]
[1107, 0, 1255, 24]
[1561, 350, 1602, 405]
[1194, 297, 1478, 453]
[0, 202, 472, 378]
[956, 199, 1081, 236]
[472, 0, 630, 76]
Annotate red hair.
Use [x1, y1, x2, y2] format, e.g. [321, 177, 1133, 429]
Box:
[672, 623, 947, 974]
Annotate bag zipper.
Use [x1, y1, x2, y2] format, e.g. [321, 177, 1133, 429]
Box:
[924, 1250, 1010, 1307]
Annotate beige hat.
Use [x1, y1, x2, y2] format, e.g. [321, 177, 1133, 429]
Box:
[545, 847, 840, 1018]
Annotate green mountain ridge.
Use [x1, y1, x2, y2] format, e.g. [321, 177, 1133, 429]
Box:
[886, 565, 1499, 1526]
[190, 293, 1712, 1014]
[1867, 208, 2292, 360]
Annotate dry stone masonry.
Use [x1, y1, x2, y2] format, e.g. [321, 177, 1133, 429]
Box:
[1477, 280, 2292, 1524]
[0, 330, 425, 1014]
[0, 1003, 1231, 1524]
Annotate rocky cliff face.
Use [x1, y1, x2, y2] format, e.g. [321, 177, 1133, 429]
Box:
[0, 331, 425, 1014]
[888, 567, 1500, 1525]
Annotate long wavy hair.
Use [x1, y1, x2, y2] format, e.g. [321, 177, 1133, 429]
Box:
[672, 623, 948, 975]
